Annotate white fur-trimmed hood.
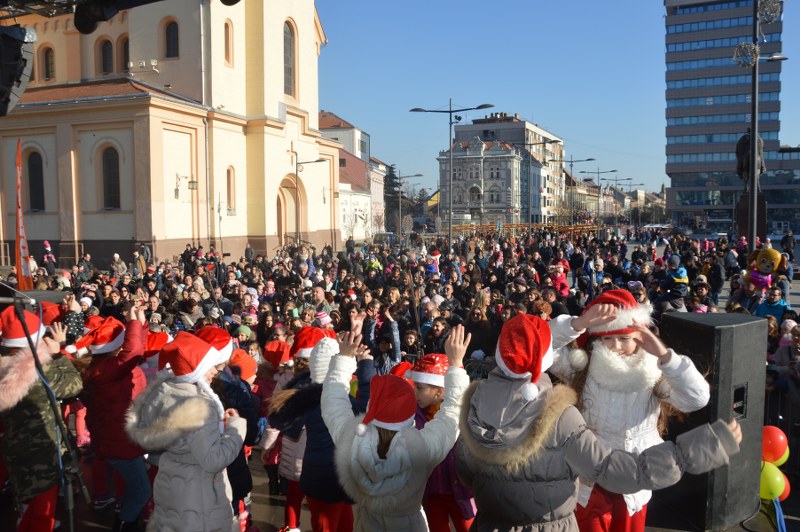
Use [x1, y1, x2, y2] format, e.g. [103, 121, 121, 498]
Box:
[125, 377, 215, 452]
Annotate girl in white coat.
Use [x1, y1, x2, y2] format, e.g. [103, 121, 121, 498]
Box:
[551, 289, 710, 532]
[321, 325, 471, 532]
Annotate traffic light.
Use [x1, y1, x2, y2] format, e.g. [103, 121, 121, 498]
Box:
[0, 25, 35, 117]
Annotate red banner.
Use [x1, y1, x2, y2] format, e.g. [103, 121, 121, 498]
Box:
[15, 138, 33, 290]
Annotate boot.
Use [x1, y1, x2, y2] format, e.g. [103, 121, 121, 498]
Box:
[264, 464, 279, 495]
[278, 475, 289, 496]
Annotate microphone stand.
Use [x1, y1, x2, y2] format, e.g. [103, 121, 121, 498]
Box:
[11, 295, 90, 532]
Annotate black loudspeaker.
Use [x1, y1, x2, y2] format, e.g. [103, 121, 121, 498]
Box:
[0, 25, 34, 117]
[646, 313, 766, 531]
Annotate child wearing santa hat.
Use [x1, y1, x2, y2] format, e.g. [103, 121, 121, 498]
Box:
[407, 353, 476, 532]
[320, 324, 471, 531]
[456, 310, 741, 531]
[126, 331, 246, 532]
[549, 288, 710, 531]
[75, 306, 152, 530]
[267, 327, 375, 532]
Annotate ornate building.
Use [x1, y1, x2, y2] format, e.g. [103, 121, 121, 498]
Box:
[0, 0, 340, 265]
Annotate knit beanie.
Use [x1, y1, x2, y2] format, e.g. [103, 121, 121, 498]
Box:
[229, 348, 258, 382]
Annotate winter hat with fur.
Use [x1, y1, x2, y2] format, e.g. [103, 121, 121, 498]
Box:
[356, 374, 417, 436]
[495, 313, 553, 402]
[194, 326, 234, 365]
[0, 306, 47, 348]
[568, 288, 653, 371]
[67, 316, 125, 357]
[309, 337, 339, 384]
[405, 353, 449, 388]
[159, 331, 226, 432]
[290, 326, 335, 359]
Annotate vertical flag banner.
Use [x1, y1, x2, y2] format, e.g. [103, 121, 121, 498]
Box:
[15, 138, 33, 290]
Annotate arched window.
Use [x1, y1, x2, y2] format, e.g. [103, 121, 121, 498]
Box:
[119, 36, 129, 71]
[469, 187, 482, 203]
[283, 21, 295, 96]
[224, 20, 233, 66]
[226, 167, 236, 214]
[27, 152, 45, 211]
[43, 48, 55, 80]
[100, 40, 113, 74]
[102, 147, 120, 210]
[165, 21, 179, 58]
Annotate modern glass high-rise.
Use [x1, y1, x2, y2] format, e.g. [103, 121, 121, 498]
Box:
[664, 0, 800, 235]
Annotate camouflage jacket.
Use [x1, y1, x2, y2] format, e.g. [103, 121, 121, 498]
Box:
[0, 348, 83, 501]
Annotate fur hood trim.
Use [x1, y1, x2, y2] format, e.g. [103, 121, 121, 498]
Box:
[458, 380, 577, 475]
[0, 346, 53, 412]
[125, 378, 214, 452]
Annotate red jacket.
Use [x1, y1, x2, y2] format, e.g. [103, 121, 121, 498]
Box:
[81, 320, 147, 460]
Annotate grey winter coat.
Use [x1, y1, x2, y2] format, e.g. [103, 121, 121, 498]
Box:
[456, 369, 739, 532]
[126, 378, 246, 532]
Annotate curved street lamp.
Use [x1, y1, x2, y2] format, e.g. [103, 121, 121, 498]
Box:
[547, 156, 595, 224]
[289, 153, 325, 245]
[410, 99, 493, 248]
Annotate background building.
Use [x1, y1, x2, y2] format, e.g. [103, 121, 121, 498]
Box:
[0, 0, 340, 265]
[664, 0, 800, 235]
[447, 112, 564, 225]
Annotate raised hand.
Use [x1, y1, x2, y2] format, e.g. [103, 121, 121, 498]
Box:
[572, 303, 618, 332]
[49, 321, 67, 346]
[727, 419, 743, 444]
[337, 330, 363, 357]
[631, 323, 670, 361]
[444, 324, 471, 368]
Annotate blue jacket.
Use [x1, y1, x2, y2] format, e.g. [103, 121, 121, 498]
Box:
[755, 299, 793, 321]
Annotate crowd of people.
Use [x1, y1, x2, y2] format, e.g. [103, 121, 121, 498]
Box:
[3, 225, 795, 531]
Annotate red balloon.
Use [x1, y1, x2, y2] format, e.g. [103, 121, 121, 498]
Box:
[762, 426, 789, 463]
[780, 473, 791, 502]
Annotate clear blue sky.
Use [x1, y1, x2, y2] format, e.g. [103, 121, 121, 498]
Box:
[316, 0, 800, 196]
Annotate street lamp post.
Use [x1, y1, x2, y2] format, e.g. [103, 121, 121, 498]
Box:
[410, 99, 494, 250]
[732, 0, 784, 253]
[397, 171, 423, 242]
[292, 154, 325, 245]
[547, 156, 595, 224]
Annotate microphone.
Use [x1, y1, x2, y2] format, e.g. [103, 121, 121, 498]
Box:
[0, 280, 37, 306]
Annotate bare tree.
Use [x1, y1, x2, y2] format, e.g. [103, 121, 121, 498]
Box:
[344, 212, 358, 239]
[373, 211, 386, 234]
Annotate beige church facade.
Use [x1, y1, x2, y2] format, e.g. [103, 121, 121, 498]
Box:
[0, 0, 341, 266]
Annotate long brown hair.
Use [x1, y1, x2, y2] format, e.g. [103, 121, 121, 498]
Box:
[376, 426, 397, 459]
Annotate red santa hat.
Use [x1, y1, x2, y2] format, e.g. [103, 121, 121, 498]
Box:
[83, 314, 104, 334]
[39, 302, 64, 326]
[263, 340, 291, 369]
[495, 313, 553, 401]
[567, 289, 653, 371]
[356, 374, 417, 436]
[0, 306, 47, 348]
[194, 326, 234, 365]
[146, 331, 172, 359]
[389, 360, 415, 386]
[67, 317, 126, 357]
[405, 353, 449, 388]
[290, 326, 335, 359]
[159, 332, 226, 430]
